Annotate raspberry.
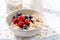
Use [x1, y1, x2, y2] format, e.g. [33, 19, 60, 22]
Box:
[18, 21, 24, 28]
[13, 18, 18, 24]
[25, 19, 30, 26]
[18, 15, 25, 21]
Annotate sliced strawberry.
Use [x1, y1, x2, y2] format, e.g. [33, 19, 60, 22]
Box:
[18, 15, 25, 21]
[13, 18, 18, 24]
[25, 19, 30, 26]
[17, 21, 24, 28]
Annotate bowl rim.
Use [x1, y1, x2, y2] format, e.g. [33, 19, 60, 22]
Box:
[6, 9, 44, 32]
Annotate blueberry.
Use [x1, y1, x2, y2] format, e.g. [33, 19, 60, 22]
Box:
[28, 15, 32, 19]
[13, 15, 18, 19]
[17, 12, 22, 16]
[25, 15, 32, 19]
[29, 19, 33, 23]
[25, 16, 29, 19]
[16, 15, 19, 17]
[23, 24, 28, 29]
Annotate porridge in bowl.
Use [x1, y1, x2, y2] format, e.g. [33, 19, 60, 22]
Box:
[10, 12, 44, 31]
[6, 9, 47, 37]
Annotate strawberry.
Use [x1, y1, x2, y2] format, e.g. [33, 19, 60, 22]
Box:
[25, 19, 30, 26]
[18, 15, 25, 21]
[18, 21, 24, 28]
[13, 18, 18, 24]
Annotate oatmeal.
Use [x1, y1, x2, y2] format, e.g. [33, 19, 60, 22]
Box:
[10, 12, 44, 30]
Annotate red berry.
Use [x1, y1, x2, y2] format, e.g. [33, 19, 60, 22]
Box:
[13, 18, 18, 24]
[25, 19, 30, 26]
[18, 15, 25, 21]
[18, 21, 24, 28]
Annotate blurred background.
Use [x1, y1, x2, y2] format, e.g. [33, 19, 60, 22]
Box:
[0, 0, 60, 16]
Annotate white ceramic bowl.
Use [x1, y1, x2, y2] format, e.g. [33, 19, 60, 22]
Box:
[6, 9, 44, 37]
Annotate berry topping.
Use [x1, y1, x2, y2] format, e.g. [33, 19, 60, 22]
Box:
[28, 15, 32, 19]
[29, 19, 33, 23]
[25, 15, 32, 19]
[25, 19, 30, 26]
[25, 15, 29, 19]
[13, 15, 18, 19]
[18, 21, 24, 28]
[23, 24, 28, 29]
[12, 14, 32, 29]
[18, 15, 25, 21]
[13, 18, 18, 24]
[17, 13, 22, 16]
